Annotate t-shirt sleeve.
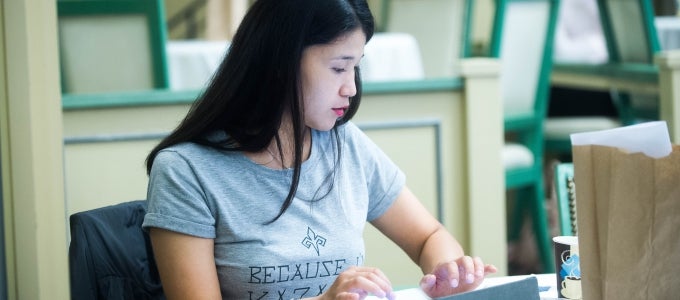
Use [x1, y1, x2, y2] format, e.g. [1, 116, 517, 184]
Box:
[142, 149, 216, 238]
[345, 123, 406, 222]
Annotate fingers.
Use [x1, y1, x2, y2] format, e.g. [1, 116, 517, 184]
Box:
[334, 292, 360, 300]
[458, 256, 476, 284]
[332, 266, 395, 300]
[421, 255, 496, 298]
[484, 263, 499, 274]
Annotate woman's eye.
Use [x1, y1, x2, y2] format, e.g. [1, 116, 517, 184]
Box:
[332, 68, 346, 73]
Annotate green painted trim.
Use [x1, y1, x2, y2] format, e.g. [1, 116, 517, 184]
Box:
[379, 0, 391, 32]
[362, 78, 463, 94]
[57, 0, 169, 92]
[504, 113, 539, 131]
[640, 0, 661, 56]
[461, 0, 474, 58]
[553, 62, 659, 82]
[489, 0, 506, 57]
[147, 0, 170, 89]
[62, 78, 464, 110]
[62, 89, 200, 110]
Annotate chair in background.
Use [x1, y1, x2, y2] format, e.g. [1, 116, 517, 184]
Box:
[553, 163, 577, 236]
[598, 0, 661, 124]
[544, 0, 660, 160]
[488, 0, 560, 273]
[69, 200, 164, 300]
[57, 0, 170, 94]
[378, 0, 473, 78]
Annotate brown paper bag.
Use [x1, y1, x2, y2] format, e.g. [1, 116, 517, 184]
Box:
[572, 144, 680, 300]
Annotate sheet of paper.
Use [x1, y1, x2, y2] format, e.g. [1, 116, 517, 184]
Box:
[570, 120, 672, 158]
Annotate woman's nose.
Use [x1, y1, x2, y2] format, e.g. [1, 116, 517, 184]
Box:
[340, 77, 357, 98]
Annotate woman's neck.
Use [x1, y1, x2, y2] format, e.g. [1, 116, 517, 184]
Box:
[249, 125, 312, 170]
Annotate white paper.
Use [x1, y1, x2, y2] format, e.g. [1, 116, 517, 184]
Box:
[570, 121, 672, 158]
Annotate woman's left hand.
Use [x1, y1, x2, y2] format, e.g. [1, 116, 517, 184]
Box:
[419, 256, 497, 298]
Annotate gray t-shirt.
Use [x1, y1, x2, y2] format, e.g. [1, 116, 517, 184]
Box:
[142, 122, 405, 299]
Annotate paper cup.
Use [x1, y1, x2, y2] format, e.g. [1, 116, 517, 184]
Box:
[553, 236, 581, 299]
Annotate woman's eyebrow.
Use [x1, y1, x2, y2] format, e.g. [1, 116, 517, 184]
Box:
[333, 54, 364, 61]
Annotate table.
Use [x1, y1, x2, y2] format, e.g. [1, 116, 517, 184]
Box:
[366, 274, 559, 299]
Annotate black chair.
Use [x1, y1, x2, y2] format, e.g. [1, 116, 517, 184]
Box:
[68, 200, 165, 300]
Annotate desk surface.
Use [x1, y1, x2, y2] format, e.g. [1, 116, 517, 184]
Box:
[367, 274, 558, 300]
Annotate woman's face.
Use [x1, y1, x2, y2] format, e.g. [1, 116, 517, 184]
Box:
[300, 28, 366, 131]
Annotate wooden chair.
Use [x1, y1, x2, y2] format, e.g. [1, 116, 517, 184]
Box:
[57, 0, 170, 94]
[488, 0, 560, 273]
[553, 163, 576, 236]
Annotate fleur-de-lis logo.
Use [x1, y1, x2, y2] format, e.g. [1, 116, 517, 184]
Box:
[301, 227, 326, 256]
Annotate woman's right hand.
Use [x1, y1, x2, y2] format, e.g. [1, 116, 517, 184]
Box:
[312, 266, 396, 300]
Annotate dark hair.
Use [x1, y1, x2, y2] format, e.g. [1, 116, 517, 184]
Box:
[146, 0, 375, 222]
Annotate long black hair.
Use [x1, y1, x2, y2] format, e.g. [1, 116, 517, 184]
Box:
[146, 0, 375, 222]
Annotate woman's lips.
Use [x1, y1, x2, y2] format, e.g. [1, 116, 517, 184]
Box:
[333, 107, 348, 117]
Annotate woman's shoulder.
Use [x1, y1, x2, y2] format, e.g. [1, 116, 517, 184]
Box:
[155, 139, 236, 168]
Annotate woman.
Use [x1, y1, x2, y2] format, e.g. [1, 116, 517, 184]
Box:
[142, 0, 496, 299]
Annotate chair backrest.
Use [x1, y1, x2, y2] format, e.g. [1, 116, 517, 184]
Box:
[68, 200, 165, 300]
[554, 163, 577, 236]
[598, 0, 660, 64]
[57, 0, 169, 94]
[597, 0, 661, 123]
[381, 0, 473, 78]
[489, 0, 560, 120]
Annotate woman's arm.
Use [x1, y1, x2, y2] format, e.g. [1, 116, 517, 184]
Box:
[370, 186, 497, 297]
[149, 228, 222, 300]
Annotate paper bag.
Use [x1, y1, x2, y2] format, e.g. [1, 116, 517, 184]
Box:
[571, 125, 680, 299]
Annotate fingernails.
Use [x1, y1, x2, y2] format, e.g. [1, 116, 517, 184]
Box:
[466, 273, 475, 283]
[387, 291, 396, 300]
[450, 278, 459, 288]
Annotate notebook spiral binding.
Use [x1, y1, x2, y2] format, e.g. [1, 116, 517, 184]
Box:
[566, 176, 577, 235]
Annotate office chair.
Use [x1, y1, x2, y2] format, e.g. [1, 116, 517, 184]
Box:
[68, 200, 165, 300]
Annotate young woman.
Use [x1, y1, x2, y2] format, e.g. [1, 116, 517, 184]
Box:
[142, 0, 496, 299]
